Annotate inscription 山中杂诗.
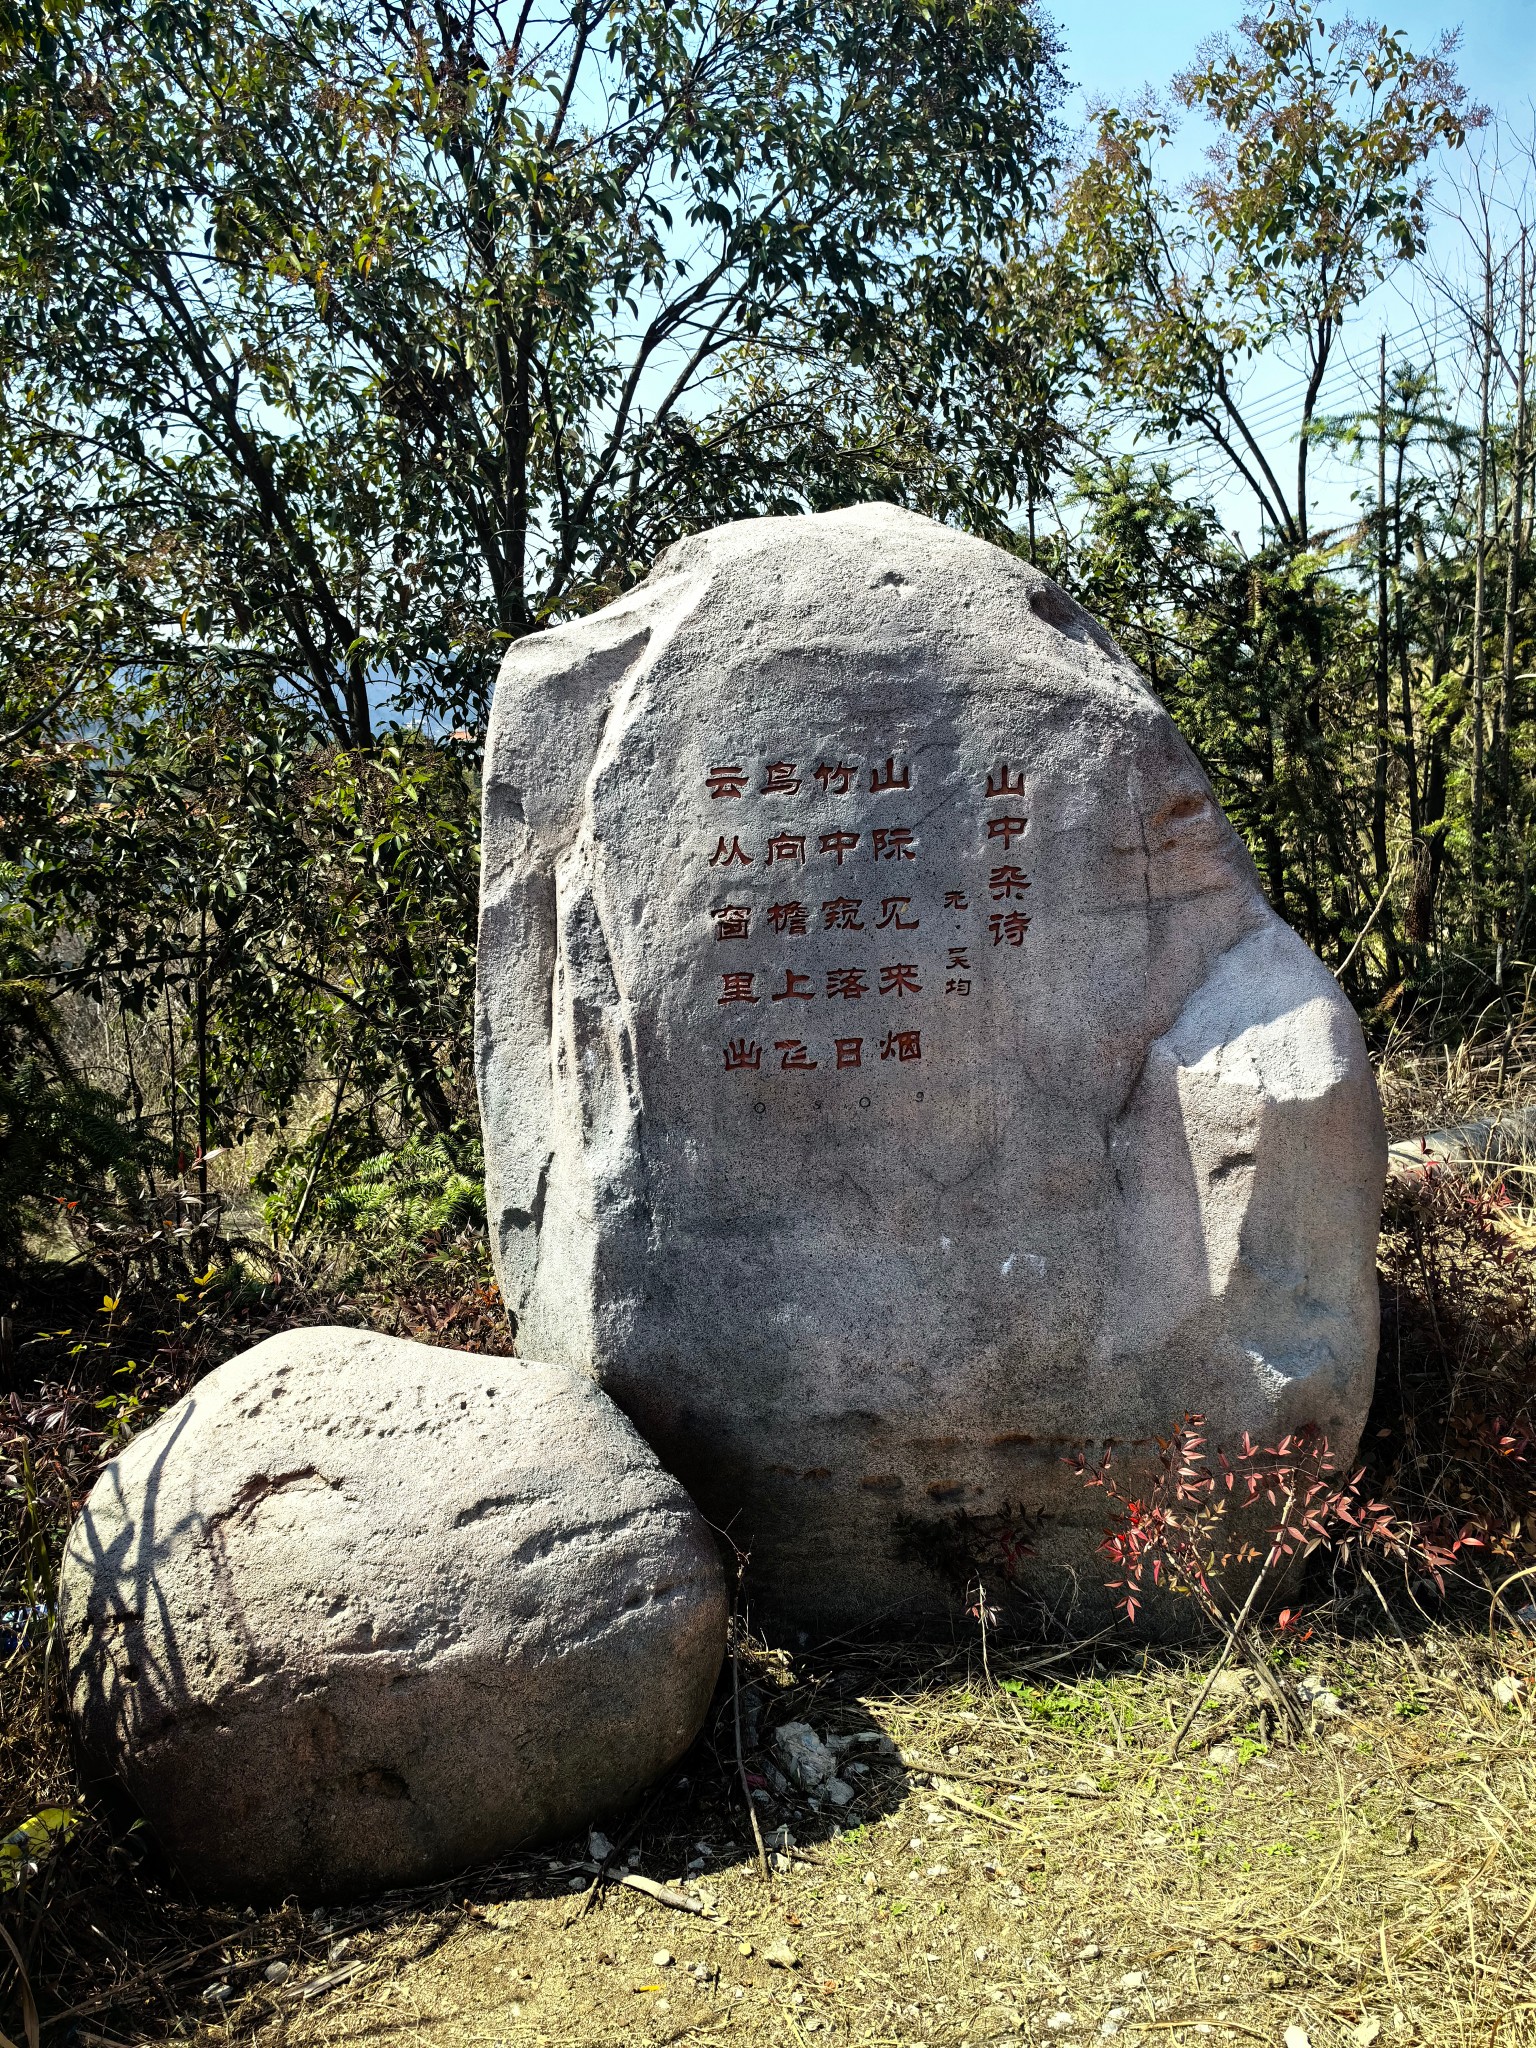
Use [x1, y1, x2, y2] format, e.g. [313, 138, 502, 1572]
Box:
[475, 503, 1386, 1631]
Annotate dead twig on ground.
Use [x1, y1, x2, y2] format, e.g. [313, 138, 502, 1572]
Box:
[925, 1785, 1037, 1835]
[279, 1960, 366, 2003]
[0, 1919, 38, 2048]
[731, 1601, 770, 1885]
[605, 1873, 708, 1915]
[896, 1754, 1107, 1799]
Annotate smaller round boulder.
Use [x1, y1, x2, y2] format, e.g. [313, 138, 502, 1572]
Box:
[60, 1329, 727, 1901]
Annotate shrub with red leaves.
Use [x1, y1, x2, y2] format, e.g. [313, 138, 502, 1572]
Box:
[1070, 1415, 1481, 1636]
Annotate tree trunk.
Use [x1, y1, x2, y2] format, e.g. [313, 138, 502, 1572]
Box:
[1393, 433, 1419, 846]
[1408, 652, 1454, 948]
[1470, 242, 1495, 915]
[1498, 231, 1529, 932]
[1370, 334, 1398, 983]
[1372, 335, 1391, 894]
[196, 905, 210, 1202]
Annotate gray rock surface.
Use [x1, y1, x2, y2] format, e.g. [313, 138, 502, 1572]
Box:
[476, 502, 1386, 1629]
[60, 1329, 727, 1901]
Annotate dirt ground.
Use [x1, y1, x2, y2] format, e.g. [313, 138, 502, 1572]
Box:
[85, 1618, 1531, 2048]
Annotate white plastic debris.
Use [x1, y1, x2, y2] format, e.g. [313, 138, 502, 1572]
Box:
[774, 1722, 838, 1788]
[774, 1720, 857, 1803]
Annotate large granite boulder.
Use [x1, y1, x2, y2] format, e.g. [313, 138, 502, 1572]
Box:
[476, 503, 1386, 1630]
[60, 1330, 727, 1901]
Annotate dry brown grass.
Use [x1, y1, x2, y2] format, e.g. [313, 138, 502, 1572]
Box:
[1375, 1015, 1536, 1144]
[82, 1621, 1533, 2048]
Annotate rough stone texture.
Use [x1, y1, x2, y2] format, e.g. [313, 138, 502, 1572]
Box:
[60, 1329, 727, 1902]
[476, 502, 1386, 1630]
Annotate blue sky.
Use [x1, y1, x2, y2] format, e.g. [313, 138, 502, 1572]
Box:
[1056, 1, 1536, 128]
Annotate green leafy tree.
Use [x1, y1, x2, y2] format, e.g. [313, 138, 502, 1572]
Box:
[1041, 2, 1474, 961]
[4, 671, 482, 1188]
[2, 0, 1067, 740]
[0, 899, 140, 1289]
[0, 0, 1069, 1218]
[1049, 461, 1374, 951]
[1060, 0, 1472, 547]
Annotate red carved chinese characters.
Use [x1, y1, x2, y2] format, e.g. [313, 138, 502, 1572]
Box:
[875, 896, 918, 929]
[826, 967, 869, 1000]
[772, 969, 815, 1002]
[820, 830, 860, 864]
[702, 734, 1043, 1084]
